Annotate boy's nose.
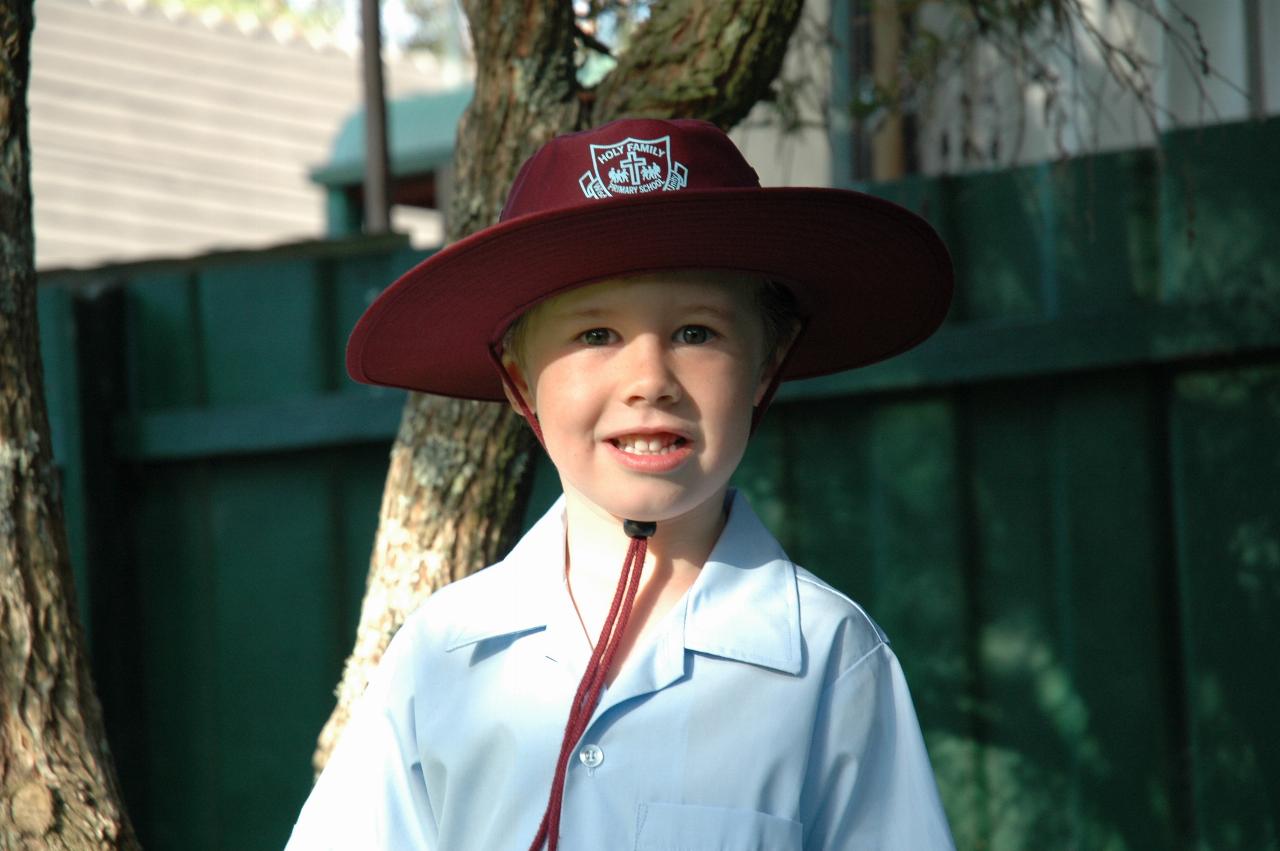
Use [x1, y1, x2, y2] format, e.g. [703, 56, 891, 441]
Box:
[619, 335, 681, 406]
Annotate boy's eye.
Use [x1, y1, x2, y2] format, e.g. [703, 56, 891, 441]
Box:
[579, 328, 613, 346]
[676, 325, 715, 345]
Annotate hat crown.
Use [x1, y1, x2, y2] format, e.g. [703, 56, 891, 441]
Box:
[499, 118, 761, 221]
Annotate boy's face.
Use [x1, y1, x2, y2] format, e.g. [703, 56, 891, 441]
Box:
[502, 271, 780, 525]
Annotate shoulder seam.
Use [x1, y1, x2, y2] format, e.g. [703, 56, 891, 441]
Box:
[834, 639, 889, 686]
[794, 571, 890, 645]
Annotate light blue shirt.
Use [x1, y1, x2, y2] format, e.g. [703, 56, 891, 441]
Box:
[286, 493, 954, 850]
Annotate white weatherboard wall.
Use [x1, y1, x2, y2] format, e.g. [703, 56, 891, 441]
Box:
[29, 0, 460, 270]
[731, 0, 835, 189]
[914, 0, 1274, 175]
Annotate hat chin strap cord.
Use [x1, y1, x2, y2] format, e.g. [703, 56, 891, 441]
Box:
[490, 343, 547, 448]
[491, 346, 659, 851]
[529, 518, 655, 851]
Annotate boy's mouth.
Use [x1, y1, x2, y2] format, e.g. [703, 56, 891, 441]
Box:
[609, 434, 688, 456]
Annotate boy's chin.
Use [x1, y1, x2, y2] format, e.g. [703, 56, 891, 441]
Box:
[567, 483, 730, 529]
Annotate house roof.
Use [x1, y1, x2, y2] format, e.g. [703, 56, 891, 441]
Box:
[310, 86, 472, 187]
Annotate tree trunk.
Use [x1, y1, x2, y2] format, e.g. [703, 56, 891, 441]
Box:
[0, 1, 139, 847]
[314, 0, 804, 772]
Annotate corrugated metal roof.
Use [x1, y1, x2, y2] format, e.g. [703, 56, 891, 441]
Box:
[30, 0, 465, 270]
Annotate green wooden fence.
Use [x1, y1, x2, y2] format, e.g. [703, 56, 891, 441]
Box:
[37, 116, 1280, 850]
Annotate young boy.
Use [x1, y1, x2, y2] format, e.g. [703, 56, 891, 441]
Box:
[287, 118, 956, 849]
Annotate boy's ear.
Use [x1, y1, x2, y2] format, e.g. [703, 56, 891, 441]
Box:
[499, 351, 536, 415]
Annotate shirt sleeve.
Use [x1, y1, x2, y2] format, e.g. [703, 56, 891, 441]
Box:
[801, 642, 955, 851]
[284, 631, 436, 851]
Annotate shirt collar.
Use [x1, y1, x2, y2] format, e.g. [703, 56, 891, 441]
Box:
[681, 492, 803, 675]
[442, 491, 804, 677]
[442, 498, 566, 651]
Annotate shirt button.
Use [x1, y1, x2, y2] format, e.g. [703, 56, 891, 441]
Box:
[578, 744, 604, 768]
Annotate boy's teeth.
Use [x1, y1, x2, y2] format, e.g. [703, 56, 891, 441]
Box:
[616, 435, 681, 455]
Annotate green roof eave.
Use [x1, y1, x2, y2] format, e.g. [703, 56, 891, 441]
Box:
[310, 86, 472, 187]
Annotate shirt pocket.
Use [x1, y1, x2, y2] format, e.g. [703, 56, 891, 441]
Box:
[634, 801, 802, 851]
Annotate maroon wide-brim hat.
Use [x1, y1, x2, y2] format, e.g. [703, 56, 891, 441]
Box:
[346, 117, 953, 401]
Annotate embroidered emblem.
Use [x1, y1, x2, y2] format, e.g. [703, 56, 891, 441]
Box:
[579, 135, 688, 199]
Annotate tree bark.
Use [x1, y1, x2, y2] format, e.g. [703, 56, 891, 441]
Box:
[314, 0, 804, 772]
[0, 1, 139, 847]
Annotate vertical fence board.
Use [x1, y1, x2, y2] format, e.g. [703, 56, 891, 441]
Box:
[333, 444, 402, 647]
[1171, 365, 1280, 851]
[866, 398, 982, 841]
[1054, 373, 1181, 849]
[198, 259, 327, 405]
[206, 456, 342, 851]
[965, 384, 1078, 849]
[126, 271, 205, 410]
[862, 399, 967, 667]
[133, 463, 219, 849]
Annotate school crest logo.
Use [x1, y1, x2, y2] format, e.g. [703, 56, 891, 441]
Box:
[579, 135, 689, 199]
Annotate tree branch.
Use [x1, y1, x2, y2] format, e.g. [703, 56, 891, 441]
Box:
[592, 0, 804, 128]
[576, 22, 613, 57]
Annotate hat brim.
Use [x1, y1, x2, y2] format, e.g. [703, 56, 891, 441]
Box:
[346, 187, 953, 401]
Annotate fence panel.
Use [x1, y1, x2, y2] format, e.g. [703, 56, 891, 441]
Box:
[41, 236, 423, 850]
